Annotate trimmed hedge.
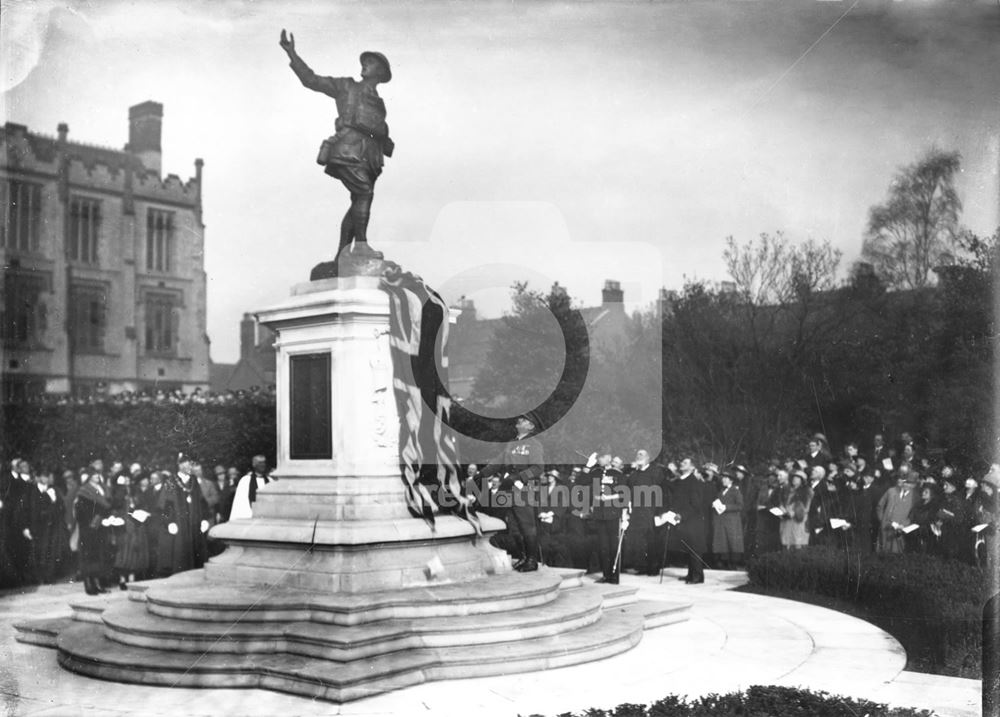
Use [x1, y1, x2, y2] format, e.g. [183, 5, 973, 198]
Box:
[3, 402, 277, 473]
[527, 686, 935, 716]
[746, 548, 983, 678]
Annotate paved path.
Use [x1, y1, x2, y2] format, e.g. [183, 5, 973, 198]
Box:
[0, 569, 981, 716]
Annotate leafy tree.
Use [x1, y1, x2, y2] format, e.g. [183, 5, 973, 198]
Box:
[862, 148, 962, 290]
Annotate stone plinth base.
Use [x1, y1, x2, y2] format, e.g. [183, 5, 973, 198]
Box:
[48, 567, 690, 703]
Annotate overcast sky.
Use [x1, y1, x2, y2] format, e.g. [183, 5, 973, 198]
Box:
[3, 0, 998, 363]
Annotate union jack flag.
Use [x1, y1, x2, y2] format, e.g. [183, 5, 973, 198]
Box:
[380, 263, 482, 535]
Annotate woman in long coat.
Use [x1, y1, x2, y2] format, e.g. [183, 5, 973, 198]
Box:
[75, 474, 112, 594]
[780, 472, 812, 550]
[712, 472, 744, 568]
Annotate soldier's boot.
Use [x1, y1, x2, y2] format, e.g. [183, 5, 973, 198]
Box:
[516, 534, 540, 572]
[515, 558, 538, 572]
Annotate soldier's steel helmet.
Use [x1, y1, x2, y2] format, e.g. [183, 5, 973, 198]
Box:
[360, 51, 392, 82]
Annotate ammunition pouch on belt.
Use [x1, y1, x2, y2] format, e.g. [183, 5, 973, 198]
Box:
[316, 138, 334, 166]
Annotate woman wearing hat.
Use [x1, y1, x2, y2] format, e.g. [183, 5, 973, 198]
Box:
[973, 466, 999, 568]
[711, 471, 744, 569]
[779, 470, 812, 550]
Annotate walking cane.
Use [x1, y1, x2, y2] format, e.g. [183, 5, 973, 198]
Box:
[611, 518, 627, 575]
[658, 523, 672, 585]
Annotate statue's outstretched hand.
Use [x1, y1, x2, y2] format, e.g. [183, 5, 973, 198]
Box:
[279, 29, 295, 54]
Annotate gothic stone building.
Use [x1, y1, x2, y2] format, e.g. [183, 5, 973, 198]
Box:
[1, 102, 209, 402]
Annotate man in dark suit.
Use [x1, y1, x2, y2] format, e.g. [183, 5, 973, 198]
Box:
[1, 459, 27, 587]
[664, 457, 709, 584]
[154, 454, 211, 577]
[624, 449, 667, 576]
[870, 433, 891, 476]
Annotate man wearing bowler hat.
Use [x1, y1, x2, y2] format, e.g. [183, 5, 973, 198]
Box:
[481, 411, 546, 572]
[280, 29, 395, 255]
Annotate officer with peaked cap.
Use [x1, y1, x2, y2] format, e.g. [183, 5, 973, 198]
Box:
[481, 411, 546, 572]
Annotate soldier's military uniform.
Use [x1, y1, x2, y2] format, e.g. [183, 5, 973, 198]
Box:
[286, 51, 394, 251]
[591, 464, 626, 584]
[482, 413, 545, 572]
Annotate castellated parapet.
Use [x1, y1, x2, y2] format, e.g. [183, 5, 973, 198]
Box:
[2, 122, 199, 207]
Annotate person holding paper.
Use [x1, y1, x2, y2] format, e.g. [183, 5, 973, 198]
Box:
[663, 457, 709, 584]
[808, 466, 840, 549]
[908, 484, 942, 555]
[623, 449, 668, 576]
[113, 471, 152, 588]
[74, 463, 113, 595]
[936, 472, 965, 561]
[753, 468, 785, 556]
[842, 467, 874, 553]
[870, 433, 890, 473]
[535, 470, 571, 568]
[876, 472, 917, 553]
[711, 471, 744, 569]
[972, 468, 998, 568]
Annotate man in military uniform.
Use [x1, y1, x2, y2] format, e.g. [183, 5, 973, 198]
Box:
[280, 29, 394, 255]
[592, 456, 628, 584]
[481, 411, 545, 572]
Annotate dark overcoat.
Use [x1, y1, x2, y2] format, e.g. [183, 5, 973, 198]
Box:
[666, 474, 709, 554]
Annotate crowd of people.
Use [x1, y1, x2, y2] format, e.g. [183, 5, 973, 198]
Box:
[471, 423, 999, 584]
[0, 452, 272, 593]
[3, 421, 996, 594]
[18, 384, 276, 407]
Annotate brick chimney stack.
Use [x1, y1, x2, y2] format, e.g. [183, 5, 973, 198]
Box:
[240, 313, 257, 360]
[602, 279, 624, 307]
[128, 101, 163, 174]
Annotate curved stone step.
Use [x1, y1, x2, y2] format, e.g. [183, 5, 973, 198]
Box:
[57, 608, 645, 702]
[102, 587, 605, 660]
[144, 569, 564, 626]
[13, 616, 73, 648]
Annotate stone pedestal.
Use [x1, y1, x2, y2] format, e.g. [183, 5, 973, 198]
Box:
[209, 274, 510, 591]
[46, 269, 689, 703]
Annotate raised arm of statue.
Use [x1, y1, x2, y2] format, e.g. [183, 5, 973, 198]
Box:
[279, 29, 297, 58]
[280, 29, 340, 97]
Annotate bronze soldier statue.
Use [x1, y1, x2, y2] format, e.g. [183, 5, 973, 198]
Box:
[280, 29, 394, 263]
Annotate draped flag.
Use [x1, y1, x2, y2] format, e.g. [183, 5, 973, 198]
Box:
[380, 263, 482, 535]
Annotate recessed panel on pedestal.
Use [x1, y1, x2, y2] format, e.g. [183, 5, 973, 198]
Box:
[290, 352, 332, 459]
